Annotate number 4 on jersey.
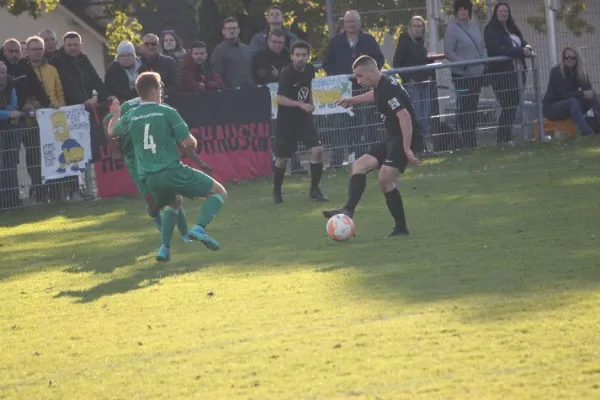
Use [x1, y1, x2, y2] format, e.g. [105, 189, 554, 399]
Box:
[143, 123, 157, 154]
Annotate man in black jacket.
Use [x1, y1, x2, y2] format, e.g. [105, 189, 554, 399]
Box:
[139, 34, 180, 95]
[0, 38, 28, 110]
[51, 31, 112, 107]
[252, 29, 290, 85]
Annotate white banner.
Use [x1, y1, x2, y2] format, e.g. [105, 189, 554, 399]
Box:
[268, 75, 354, 119]
[36, 105, 93, 183]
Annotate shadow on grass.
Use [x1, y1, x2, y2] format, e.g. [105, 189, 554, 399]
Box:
[5, 137, 600, 318]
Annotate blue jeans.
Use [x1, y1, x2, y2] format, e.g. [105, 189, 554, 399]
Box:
[406, 81, 432, 138]
[544, 95, 600, 135]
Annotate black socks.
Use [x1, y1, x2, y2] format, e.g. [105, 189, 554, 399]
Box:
[384, 188, 408, 231]
[344, 174, 367, 211]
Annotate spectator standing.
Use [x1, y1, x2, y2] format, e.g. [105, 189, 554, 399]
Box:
[39, 29, 58, 61]
[180, 41, 223, 92]
[393, 16, 434, 140]
[105, 41, 142, 102]
[0, 39, 28, 110]
[484, 2, 532, 145]
[444, 0, 485, 148]
[252, 29, 290, 85]
[211, 17, 254, 89]
[160, 30, 186, 65]
[543, 46, 600, 135]
[249, 5, 298, 56]
[139, 34, 180, 95]
[51, 31, 112, 201]
[22, 36, 65, 204]
[20, 41, 28, 59]
[322, 10, 385, 163]
[0, 61, 22, 209]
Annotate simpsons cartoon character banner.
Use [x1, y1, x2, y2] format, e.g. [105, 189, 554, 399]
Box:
[36, 105, 93, 183]
[267, 75, 353, 119]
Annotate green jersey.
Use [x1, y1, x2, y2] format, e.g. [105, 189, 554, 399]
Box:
[105, 97, 142, 157]
[112, 102, 189, 177]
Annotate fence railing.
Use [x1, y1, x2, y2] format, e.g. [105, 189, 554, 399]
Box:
[0, 56, 555, 211]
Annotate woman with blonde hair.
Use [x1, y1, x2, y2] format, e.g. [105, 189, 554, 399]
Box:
[543, 45, 600, 135]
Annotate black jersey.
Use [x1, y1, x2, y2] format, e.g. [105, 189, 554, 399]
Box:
[374, 75, 420, 147]
[276, 63, 315, 121]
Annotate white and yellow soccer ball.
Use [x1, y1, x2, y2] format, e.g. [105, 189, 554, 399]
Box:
[326, 214, 356, 241]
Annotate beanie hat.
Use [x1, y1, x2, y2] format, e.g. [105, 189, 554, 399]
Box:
[116, 41, 136, 57]
[453, 0, 473, 16]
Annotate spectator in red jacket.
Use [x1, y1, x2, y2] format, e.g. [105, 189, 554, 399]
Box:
[180, 41, 223, 92]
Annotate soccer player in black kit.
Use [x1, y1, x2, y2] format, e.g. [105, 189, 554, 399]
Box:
[272, 41, 328, 204]
[322, 55, 421, 237]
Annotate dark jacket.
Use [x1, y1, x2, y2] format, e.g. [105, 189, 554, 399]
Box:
[179, 53, 223, 92]
[105, 58, 142, 102]
[392, 32, 434, 82]
[542, 64, 592, 110]
[484, 21, 528, 74]
[0, 47, 29, 109]
[252, 47, 290, 85]
[50, 47, 109, 106]
[249, 27, 298, 55]
[322, 32, 385, 76]
[139, 54, 180, 94]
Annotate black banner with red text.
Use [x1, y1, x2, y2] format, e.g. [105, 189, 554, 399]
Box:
[93, 86, 273, 198]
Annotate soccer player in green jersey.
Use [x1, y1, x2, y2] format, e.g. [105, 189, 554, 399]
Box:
[107, 72, 227, 261]
[103, 96, 212, 243]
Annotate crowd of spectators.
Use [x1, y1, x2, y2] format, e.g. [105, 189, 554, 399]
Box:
[1, 0, 599, 209]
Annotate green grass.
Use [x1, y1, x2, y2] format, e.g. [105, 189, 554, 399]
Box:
[2, 137, 600, 399]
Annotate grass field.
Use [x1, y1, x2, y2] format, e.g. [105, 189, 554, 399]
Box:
[1, 137, 600, 399]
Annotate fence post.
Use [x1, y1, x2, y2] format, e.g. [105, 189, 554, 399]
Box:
[325, 0, 335, 38]
[531, 57, 546, 142]
[545, 0, 558, 66]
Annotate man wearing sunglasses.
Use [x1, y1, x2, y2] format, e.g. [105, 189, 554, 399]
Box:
[139, 34, 180, 95]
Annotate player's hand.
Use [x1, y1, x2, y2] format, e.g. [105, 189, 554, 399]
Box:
[583, 90, 595, 100]
[200, 162, 213, 175]
[335, 97, 355, 108]
[299, 103, 315, 113]
[109, 98, 121, 116]
[404, 149, 422, 166]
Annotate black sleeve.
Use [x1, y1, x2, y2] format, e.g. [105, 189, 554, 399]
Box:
[381, 81, 407, 114]
[276, 67, 294, 97]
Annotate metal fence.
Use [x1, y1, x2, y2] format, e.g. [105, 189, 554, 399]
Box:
[0, 55, 574, 211]
[326, 0, 600, 91]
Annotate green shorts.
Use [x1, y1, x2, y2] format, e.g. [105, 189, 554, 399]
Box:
[144, 164, 215, 207]
[124, 156, 151, 197]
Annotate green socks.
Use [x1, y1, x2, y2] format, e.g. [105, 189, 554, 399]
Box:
[196, 194, 225, 228]
[161, 207, 180, 246]
[177, 207, 189, 236]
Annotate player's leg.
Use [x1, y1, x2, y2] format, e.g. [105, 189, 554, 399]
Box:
[154, 191, 181, 262]
[272, 124, 298, 204]
[378, 141, 410, 237]
[322, 142, 383, 219]
[124, 156, 162, 230]
[301, 119, 329, 201]
[175, 196, 192, 243]
[169, 165, 226, 250]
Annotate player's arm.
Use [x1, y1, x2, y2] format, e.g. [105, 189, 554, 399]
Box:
[168, 108, 212, 173]
[396, 109, 413, 151]
[337, 89, 374, 108]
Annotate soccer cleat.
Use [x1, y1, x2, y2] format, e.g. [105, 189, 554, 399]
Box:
[182, 234, 193, 243]
[156, 245, 171, 262]
[322, 207, 353, 219]
[273, 189, 283, 204]
[187, 225, 220, 250]
[389, 228, 410, 237]
[310, 187, 329, 202]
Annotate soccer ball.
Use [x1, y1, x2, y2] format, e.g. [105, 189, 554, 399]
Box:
[326, 214, 356, 241]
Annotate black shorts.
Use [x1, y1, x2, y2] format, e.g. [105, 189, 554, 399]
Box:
[274, 117, 322, 158]
[367, 138, 409, 173]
